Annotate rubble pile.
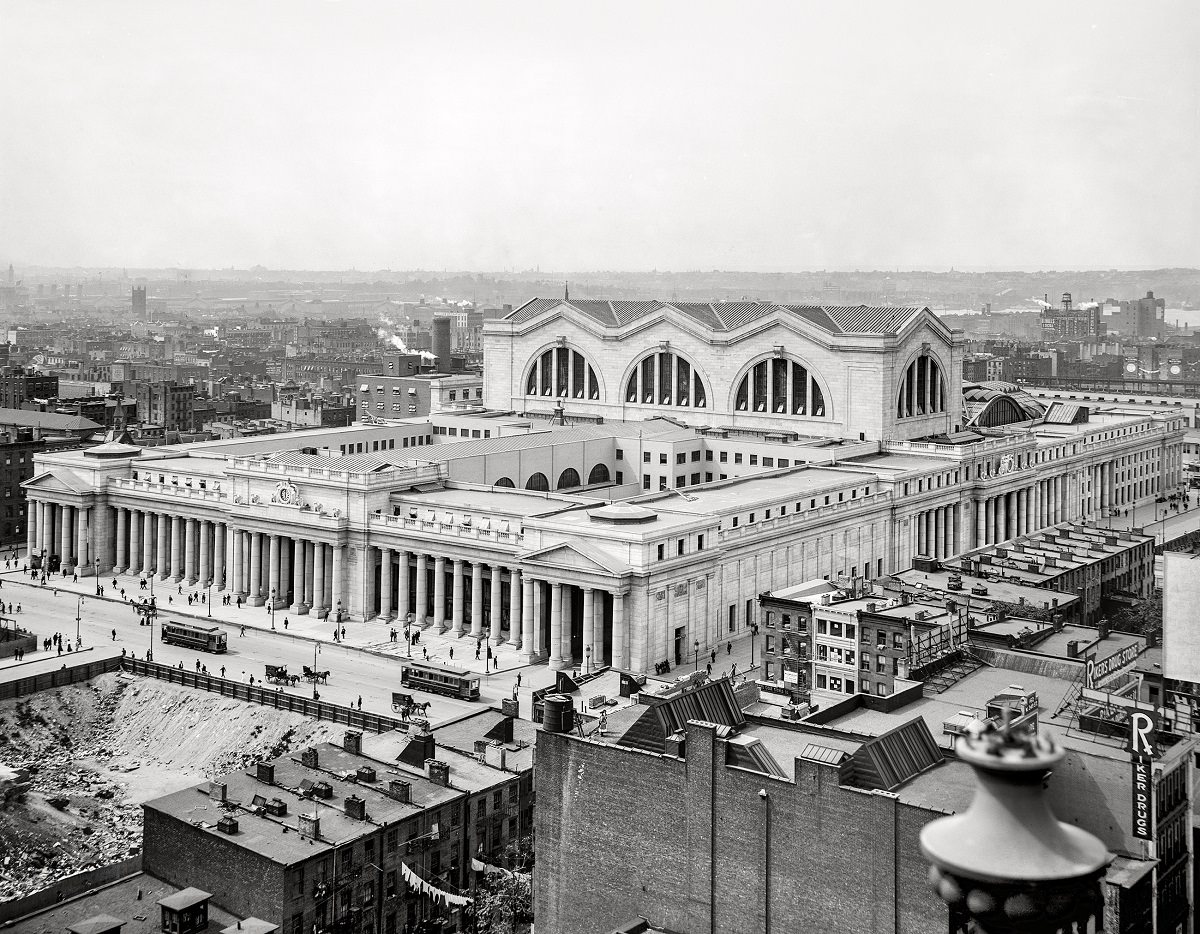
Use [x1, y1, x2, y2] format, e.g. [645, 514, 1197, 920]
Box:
[0, 673, 340, 904]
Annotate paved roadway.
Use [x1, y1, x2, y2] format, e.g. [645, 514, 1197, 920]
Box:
[0, 562, 759, 724]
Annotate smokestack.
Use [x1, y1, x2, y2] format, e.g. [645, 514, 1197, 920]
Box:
[432, 317, 452, 369]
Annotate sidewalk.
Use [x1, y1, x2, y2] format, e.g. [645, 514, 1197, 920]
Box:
[0, 561, 539, 678]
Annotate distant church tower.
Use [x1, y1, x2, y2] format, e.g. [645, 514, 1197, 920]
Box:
[132, 286, 147, 317]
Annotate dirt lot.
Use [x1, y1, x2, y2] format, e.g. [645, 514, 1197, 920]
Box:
[0, 673, 342, 903]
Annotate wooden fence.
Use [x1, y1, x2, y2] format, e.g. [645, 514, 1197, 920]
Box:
[118, 658, 406, 733]
[0, 655, 123, 701]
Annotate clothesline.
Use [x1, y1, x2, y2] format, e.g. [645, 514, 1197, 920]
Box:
[400, 861, 472, 908]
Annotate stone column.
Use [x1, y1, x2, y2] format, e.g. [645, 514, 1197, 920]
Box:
[507, 568, 521, 648]
[213, 523, 226, 591]
[330, 543, 344, 621]
[114, 509, 128, 572]
[76, 509, 89, 571]
[168, 515, 182, 581]
[433, 556, 446, 630]
[975, 500, 986, 548]
[379, 547, 394, 620]
[415, 554, 428, 628]
[279, 539, 291, 606]
[470, 563, 484, 639]
[489, 566, 503, 642]
[197, 521, 210, 586]
[232, 528, 244, 596]
[593, 589, 606, 665]
[612, 591, 627, 671]
[549, 581, 564, 669]
[145, 512, 157, 577]
[451, 559, 465, 635]
[249, 532, 263, 605]
[128, 510, 142, 575]
[184, 519, 197, 584]
[268, 535, 281, 606]
[60, 505, 72, 566]
[582, 588, 595, 673]
[26, 500, 37, 559]
[303, 543, 315, 607]
[934, 509, 945, 560]
[292, 539, 307, 613]
[519, 576, 535, 662]
[312, 542, 327, 618]
[397, 550, 410, 622]
[561, 586, 573, 663]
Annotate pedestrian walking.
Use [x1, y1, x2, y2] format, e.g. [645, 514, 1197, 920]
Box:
[283, 618, 289, 630]
[449, 647, 454, 660]
[111, 629, 116, 641]
[357, 696, 363, 710]
[340, 626, 346, 640]
[220, 666, 226, 678]
[726, 642, 732, 655]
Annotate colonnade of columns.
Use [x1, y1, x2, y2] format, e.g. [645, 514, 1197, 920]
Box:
[105, 505, 345, 617]
[26, 500, 92, 572]
[974, 475, 1069, 548]
[369, 545, 626, 671]
[914, 503, 962, 560]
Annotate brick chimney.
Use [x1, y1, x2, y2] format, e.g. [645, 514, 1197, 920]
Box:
[256, 762, 275, 784]
[300, 747, 319, 768]
[344, 794, 366, 820]
[344, 731, 362, 755]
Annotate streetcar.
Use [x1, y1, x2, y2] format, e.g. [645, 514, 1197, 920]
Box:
[399, 660, 481, 700]
[160, 621, 228, 653]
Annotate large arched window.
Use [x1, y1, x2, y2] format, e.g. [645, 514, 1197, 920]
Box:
[587, 463, 610, 485]
[733, 357, 827, 417]
[525, 472, 550, 491]
[557, 468, 581, 489]
[897, 353, 947, 418]
[623, 349, 708, 408]
[524, 344, 600, 400]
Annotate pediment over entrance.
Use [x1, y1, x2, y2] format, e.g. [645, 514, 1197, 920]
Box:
[518, 540, 628, 579]
[22, 469, 93, 496]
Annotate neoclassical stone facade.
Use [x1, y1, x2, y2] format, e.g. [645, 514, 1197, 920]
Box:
[20, 301, 1187, 680]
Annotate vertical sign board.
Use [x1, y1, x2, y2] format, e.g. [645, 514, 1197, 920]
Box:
[1127, 710, 1158, 841]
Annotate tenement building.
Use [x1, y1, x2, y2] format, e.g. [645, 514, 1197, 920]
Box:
[21, 299, 1185, 676]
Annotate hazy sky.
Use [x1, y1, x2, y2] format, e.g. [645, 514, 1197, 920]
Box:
[2, 1, 1197, 271]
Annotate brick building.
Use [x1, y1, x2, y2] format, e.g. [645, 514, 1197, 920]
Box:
[0, 427, 44, 545]
[133, 380, 195, 432]
[0, 365, 58, 408]
[144, 720, 533, 934]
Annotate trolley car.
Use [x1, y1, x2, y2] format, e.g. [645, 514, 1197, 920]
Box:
[399, 661, 481, 700]
[160, 621, 228, 653]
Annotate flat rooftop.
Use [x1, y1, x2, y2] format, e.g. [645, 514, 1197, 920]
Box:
[630, 465, 869, 516]
[893, 567, 1078, 614]
[13, 873, 238, 934]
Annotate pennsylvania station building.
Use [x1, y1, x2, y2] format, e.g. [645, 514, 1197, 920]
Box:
[23, 298, 1185, 679]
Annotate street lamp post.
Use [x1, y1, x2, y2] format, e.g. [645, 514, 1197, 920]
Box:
[75, 596, 83, 648]
[206, 581, 212, 618]
[269, 588, 276, 630]
[93, 558, 100, 596]
[693, 639, 700, 671]
[312, 641, 321, 699]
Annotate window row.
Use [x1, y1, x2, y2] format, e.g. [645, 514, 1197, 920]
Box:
[496, 463, 612, 491]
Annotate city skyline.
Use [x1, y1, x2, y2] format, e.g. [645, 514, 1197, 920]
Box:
[2, 1, 1198, 272]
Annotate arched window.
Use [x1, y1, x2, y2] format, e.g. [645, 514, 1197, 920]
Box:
[524, 345, 601, 400]
[525, 472, 550, 492]
[557, 468, 581, 490]
[587, 463, 610, 485]
[897, 353, 947, 418]
[733, 357, 827, 417]
[494, 477, 515, 488]
[623, 349, 708, 408]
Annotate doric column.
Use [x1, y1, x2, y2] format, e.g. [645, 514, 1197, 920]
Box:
[292, 539, 307, 613]
[330, 543, 344, 621]
[470, 563, 484, 639]
[549, 582, 564, 669]
[143, 512, 156, 577]
[268, 534, 281, 606]
[249, 532, 263, 604]
[489, 566, 503, 642]
[303, 543, 314, 607]
[26, 500, 36, 559]
[397, 550, 410, 622]
[114, 508, 128, 572]
[196, 521, 209, 585]
[60, 505, 72, 565]
[415, 554, 428, 628]
[975, 500, 985, 548]
[952, 504, 962, 556]
[76, 508, 89, 570]
[169, 515, 183, 581]
[232, 528, 244, 595]
[380, 547, 394, 620]
[582, 588, 595, 673]
[612, 591, 627, 671]
[561, 587, 573, 663]
[507, 568, 521, 648]
[184, 518, 197, 584]
[451, 559, 465, 635]
[934, 509, 945, 560]
[312, 542, 327, 617]
[212, 523, 226, 590]
[593, 589, 606, 665]
[279, 538, 291, 605]
[128, 510, 142, 575]
[519, 576, 534, 660]
[433, 556, 447, 631]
